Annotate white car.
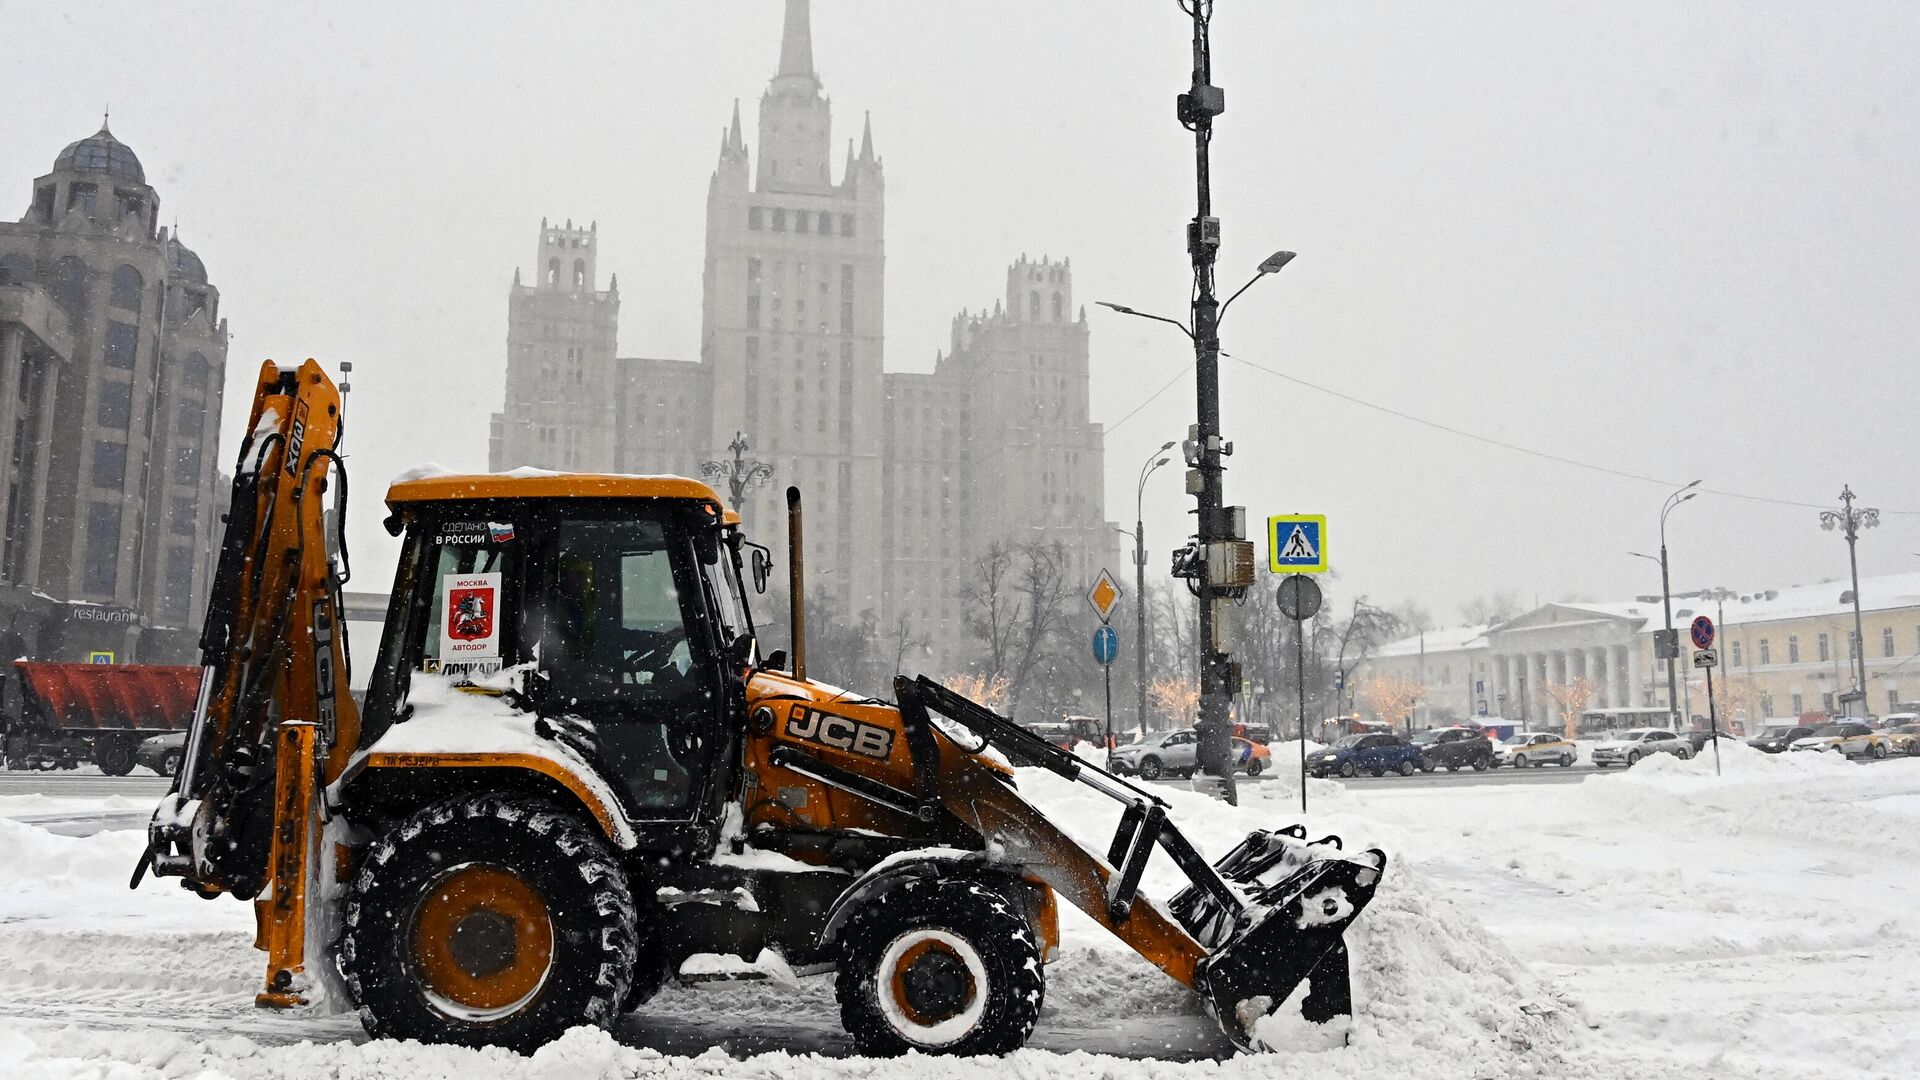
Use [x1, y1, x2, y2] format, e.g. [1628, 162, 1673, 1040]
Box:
[1591, 728, 1692, 768]
[1495, 731, 1578, 768]
[1107, 729, 1198, 780]
[1789, 722, 1888, 759]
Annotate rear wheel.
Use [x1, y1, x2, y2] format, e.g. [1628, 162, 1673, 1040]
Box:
[159, 749, 184, 777]
[1396, 759, 1415, 777]
[1472, 755, 1490, 772]
[94, 737, 136, 777]
[1562, 753, 1576, 767]
[836, 875, 1044, 1057]
[339, 794, 640, 1052]
[1245, 758, 1264, 776]
[1137, 757, 1163, 781]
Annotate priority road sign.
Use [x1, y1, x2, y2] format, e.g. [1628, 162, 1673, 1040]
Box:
[1093, 624, 1119, 666]
[1693, 648, 1718, 669]
[1086, 568, 1122, 623]
[1268, 515, 1328, 573]
[1690, 615, 1716, 651]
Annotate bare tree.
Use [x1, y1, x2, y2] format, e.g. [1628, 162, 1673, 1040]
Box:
[1328, 599, 1401, 720]
[1459, 591, 1524, 626]
[1543, 677, 1595, 740]
[1391, 601, 1436, 635]
[961, 541, 1019, 686]
[959, 539, 1076, 721]
[887, 612, 929, 680]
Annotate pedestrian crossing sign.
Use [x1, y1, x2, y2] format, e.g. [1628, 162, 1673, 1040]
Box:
[1268, 514, 1328, 573]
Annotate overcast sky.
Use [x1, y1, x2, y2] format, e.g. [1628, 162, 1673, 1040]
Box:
[5, 1, 1918, 628]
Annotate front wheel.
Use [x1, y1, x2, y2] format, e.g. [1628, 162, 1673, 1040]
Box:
[1137, 757, 1163, 781]
[1472, 757, 1490, 772]
[1562, 753, 1576, 767]
[836, 876, 1044, 1057]
[1513, 754, 1528, 769]
[1419, 760, 1434, 773]
[1873, 743, 1888, 759]
[1626, 751, 1641, 767]
[339, 794, 643, 1052]
[1339, 760, 1357, 778]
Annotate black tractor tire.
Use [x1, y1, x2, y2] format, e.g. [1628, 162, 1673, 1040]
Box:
[338, 793, 641, 1053]
[835, 874, 1044, 1057]
[95, 737, 136, 777]
[1245, 758, 1265, 777]
[1396, 759, 1416, 777]
[1339, 760, 1357, 778]
[1137, 757, 1163, 781]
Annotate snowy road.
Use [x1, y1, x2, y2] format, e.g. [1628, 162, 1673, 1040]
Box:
[5, 748, 1919, 1078]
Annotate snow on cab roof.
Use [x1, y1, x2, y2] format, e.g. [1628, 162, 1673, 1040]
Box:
[386, 465, 723, 506]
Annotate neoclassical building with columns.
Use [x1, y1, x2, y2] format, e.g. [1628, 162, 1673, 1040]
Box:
[1360, 571, 1920, 731]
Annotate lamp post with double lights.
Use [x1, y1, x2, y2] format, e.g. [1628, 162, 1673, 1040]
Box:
[1129, 443, 1174, 734]
[1820, 485, 1879, 716]
[1628, 479, 1701, 728]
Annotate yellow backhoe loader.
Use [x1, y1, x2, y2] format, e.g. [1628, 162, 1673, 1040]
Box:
[135, 360, 1384, 1055]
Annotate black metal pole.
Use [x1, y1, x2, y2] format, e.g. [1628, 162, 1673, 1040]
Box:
[1104, 660, 1114, 753]
[1660, 540, 1678, 727]
[1705, 656, 1721, 776]
[1137, 515, 1149, 734]
[1179, 1, 1237, 805]
[1295, 614, 1308, 814]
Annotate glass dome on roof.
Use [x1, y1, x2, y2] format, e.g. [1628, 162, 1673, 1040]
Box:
[54, 125, 145, 184]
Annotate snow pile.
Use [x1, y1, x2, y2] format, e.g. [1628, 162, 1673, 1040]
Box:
[1016, 769, 1584, 1073]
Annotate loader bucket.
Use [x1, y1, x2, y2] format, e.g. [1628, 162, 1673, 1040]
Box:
[1171, 828, 1386, 1051]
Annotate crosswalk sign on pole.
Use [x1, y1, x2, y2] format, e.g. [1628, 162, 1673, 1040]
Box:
[1268, 514, 1328, 574]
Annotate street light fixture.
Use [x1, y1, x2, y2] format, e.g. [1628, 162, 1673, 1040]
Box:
[1653, 481, 1702, 728]
[1126, 443, 1174, 735]
[1820, 485, 1879, 716]
[1218, 251, 1297, 323]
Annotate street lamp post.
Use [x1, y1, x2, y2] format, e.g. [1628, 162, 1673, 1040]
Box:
[700, 431, 776, 510]
[1628, 480, 1700, 730]
[1820, 485, 1879, 716]
[1133, 444, 1173, 735]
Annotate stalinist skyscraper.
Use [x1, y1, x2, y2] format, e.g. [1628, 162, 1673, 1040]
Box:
[492, 0, 1113, 668]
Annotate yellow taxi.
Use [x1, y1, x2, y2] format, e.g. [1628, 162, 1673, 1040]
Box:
[1495, 731, 1579, 768]
[1789, 721, 1890, 759]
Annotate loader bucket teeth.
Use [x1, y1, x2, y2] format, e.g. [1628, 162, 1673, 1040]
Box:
[1174, 829, 1386, 1051]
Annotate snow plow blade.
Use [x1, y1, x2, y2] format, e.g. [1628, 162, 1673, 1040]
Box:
[1171, 828, 1386, 1050]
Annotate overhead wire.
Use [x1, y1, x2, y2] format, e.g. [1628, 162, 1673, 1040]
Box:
[1219, 353, 1920, 516]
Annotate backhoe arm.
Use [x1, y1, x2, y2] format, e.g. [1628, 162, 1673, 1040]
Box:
[138, 359, 357, 1007]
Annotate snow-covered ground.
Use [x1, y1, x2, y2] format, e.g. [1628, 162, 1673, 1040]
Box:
[3, 745, 1916, 1078]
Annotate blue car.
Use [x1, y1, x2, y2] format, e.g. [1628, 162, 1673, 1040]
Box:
[1306, 732, 1427, 778]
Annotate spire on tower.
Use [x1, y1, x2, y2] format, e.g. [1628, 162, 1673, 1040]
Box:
[777, 0, 815, 80]
[727, 99, 745, 152]
[859, 111, 875, 162]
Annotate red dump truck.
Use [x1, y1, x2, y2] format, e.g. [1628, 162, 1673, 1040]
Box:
[1, 661, 202, 775]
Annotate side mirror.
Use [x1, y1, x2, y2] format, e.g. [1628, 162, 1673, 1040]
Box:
[726, 634, 756, 669]
[765, 648, 788, 672]
[749, 546, 773, 594]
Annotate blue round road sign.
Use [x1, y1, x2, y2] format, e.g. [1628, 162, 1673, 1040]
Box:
[1092, 625, 1119, 665]
[1690, 615, 1715, 650]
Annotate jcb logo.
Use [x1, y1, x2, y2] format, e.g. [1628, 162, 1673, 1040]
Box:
[785, 707, 893, 760]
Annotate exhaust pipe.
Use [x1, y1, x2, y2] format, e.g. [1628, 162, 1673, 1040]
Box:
[786, 486, 806, 681]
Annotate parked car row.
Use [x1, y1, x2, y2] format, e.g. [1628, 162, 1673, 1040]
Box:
[1745, 720, 1920, 758]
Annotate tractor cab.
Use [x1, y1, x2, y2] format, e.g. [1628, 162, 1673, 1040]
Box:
[364, 473, 762, 826]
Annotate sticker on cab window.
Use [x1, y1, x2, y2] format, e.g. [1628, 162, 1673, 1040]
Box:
[440, 571, 502, 663]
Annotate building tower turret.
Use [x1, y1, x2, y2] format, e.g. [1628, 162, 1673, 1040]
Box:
[757, 0, 833, 192]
